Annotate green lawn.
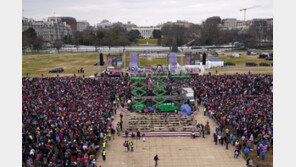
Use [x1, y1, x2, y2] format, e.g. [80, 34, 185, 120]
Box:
[217, 52, 273, 65]
[135, 38, 158, 46]
[23, 53, 110, 77]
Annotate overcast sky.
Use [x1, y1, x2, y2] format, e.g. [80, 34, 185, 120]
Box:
[23, 0, 273, 26]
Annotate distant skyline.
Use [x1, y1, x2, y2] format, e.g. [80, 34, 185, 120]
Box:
[23, 0, 273, 26]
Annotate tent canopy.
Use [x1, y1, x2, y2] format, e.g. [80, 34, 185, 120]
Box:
[180, 104, 191, 115]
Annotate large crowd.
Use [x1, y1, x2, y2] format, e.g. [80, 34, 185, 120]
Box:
[189, 74, 273, 161]
[22, 73, 273, 166]
[22, 77, 131, 166]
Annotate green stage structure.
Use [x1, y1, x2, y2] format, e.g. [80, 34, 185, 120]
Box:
[130, 75, 190, 112]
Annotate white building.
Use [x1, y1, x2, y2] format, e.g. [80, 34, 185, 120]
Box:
[22, 17, 72, 42]
[77, 20, 90, 31]
[222, 18, 245, 30]
[97, 19, 112, 29]
[222, 18, 237, 28]
[131, 27, 161, 39]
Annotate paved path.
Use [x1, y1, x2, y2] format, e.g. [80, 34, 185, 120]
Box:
[96, 107, 246, 167]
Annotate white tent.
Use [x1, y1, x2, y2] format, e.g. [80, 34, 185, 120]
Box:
[230, 53, 240, 58]
[206, 57, 224, 68]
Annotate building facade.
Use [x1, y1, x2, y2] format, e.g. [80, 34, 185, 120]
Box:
[77, 20, 90, 31]
[222, 18, 245, 29]
[48, 16, 77, 31]
[205, 16, 222, 25]
[131, 27, 161, 39]
[22, 17, 72, 42]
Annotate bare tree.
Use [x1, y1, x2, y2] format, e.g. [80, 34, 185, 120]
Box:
[52, 40, 63, 53]
[32, 37, 44, 52]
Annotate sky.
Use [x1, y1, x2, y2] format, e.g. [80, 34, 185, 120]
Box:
[23, 0, 273, 26]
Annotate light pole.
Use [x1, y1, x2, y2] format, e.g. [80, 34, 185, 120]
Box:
[123, 47, 126, 72]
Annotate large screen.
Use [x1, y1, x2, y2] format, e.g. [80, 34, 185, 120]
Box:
[185, 54, 200, 65]
[107, 54, 122, 67]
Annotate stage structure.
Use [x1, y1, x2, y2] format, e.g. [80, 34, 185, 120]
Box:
[129, 52, 184, 76]
[130, 75, 194, 111]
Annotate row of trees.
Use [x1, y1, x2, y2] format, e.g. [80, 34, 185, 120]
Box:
[23, 20, 273, 51]
[161, 21, 273, 48]
[22, 25, 142, 52]
[22, 27, 43, 51]
[64, 25, 136, 49]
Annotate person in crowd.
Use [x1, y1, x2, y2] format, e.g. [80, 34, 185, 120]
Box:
[154, 154, 159, 167]
[142, 133, 146, 142]
[130, 141, 134, 152]
[137, 130, 141, 140]
[102, 149, 106, 161]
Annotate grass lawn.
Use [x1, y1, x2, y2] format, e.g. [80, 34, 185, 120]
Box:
[217, 52, 273, 65]
[208, 66, 273, 75]
[23, 52, 273, 77]
[23, 53, 109, 77]
[134, 38, 158, 46]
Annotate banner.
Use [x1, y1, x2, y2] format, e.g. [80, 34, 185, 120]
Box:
[192, 108, 199, 115]
[119, 105, 128, 113]
[185, 56, 190, 65]
[129, 53, 139, 73]
[107, 56, 112, 66]
[138, 53, 169, 57]
[122, 131, 200, 137]
[169, 53, 178, 71]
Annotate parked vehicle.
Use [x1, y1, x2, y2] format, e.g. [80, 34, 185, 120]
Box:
[246, 62, 258, 67]
[259, 62, 270, 66]
[224, 62, 236, 66]
[49, 68, 64, 73]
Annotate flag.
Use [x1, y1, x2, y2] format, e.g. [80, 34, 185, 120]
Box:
[120, 105, 128, 113]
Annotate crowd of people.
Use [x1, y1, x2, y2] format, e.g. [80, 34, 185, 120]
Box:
[22, 73, 273, 166]
[22, 77, 131, 166]
[189, 74, 273, 162]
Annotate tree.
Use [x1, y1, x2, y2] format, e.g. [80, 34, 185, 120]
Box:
[22, 27, 37, 50]
[32, 37, 43, 51]
[198, 22, 220, 45]
[112, 30, 121, 41]
[171, 41, 178, 52]
[64, 34, 73, 44]
[52, 40, 63, 53]
[161, 24, 199, 47]
[22, 33, 31, 50]
[94, 30, 105, 51]
[23, 27, 37, 39]
[128, 30, 140, 43]
[152, 30, 162, 39]
[72, 31, 82, 51]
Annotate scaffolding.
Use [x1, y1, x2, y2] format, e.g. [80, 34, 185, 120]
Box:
[130, 75, 190, 111]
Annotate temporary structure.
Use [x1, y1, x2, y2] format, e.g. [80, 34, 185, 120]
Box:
[206, 57, 224, 68]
